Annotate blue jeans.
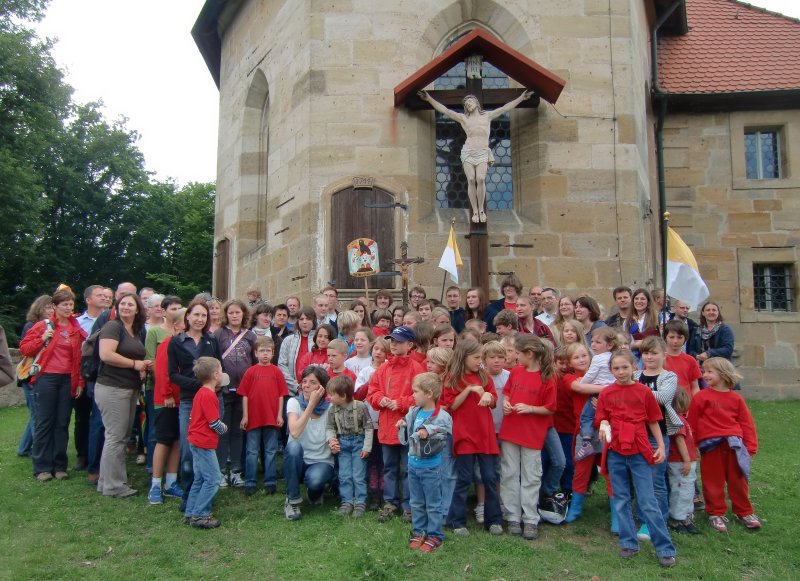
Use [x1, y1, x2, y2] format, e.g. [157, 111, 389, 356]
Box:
[636, 435, 670, 523]
[541, 426, 566, 497]
[283, 440, 335, 502]
[245, 426, 280, 488]
[31, 373, 72, 475]
[409, 463, 443, 540]
[439, 434, 457, 522]
[87, 390, 105, 475]
[382, 444, 410, 511]
[607, 450, 676, 558]
[448, 453, 501, 528]
[557, 431, 575, 493]
[17, 383, 36, 457]
[144, 389, 155, 472]
[338, 434, 367, 505]
[179, 400, 194, 508]
[579, 398, 597, 438]
[185, 444, 221, 518]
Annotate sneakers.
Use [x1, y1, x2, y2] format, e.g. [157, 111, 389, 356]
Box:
[636, 524, 651, 542]
[452, 527, 470, 537]
[352, 504, 366, 518]
[539, 494, 568, 525]
[163, 483, 184, 498]
[619, 548, 639, 559]
[659, 556, 677, 568]
[709, 515, 729, 533]
[338, 503, 354, 516]
[489, 524, 503, 536]
[669, 517, 699, 535]
[218, 472, 229, 488]
[420, 537, 443, 553]
[36, 472, 53, 483]
[229, 471, 245, 488]
[474, 503, 485, 524]
[409, 534, 425, 549]
[112, 487, 138, 498]
[402, 510, 412, 523]
[574, 440, 595, 461]
[188, 515, 221, 529]
[54, 471, 69, 481]
[508, 522, 522, 536]
[377, 503, 397, 522]
[284, 498, 302, 521]
[148, 486, 163, 505]
[736, 513, 762, 530]
[522, 523, 538, 540]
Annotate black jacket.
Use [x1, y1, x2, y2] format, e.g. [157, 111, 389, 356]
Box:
[168, 332, 221, 401]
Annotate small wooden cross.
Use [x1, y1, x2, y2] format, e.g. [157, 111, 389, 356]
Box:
[389, 241, 425, 308]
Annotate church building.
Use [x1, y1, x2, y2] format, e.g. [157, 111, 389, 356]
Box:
[193, 0, 799, 397]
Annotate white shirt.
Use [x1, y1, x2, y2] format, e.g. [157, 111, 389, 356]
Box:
[286, 398, 333, 466]
[536, 311, 557, 327]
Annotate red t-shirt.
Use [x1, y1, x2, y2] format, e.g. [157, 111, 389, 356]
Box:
[46, 324, 75, 374]
[188, 387, 222, 449]
[688, 389, 758, 455]
[297, 349, 327, 373]
[440, 372, 499, 456]
[503, 300, 516, 310]
[665, 353, 702, 398]
[553, 374, 578, 433]
[668, 413, 697, 462]
[154, 337, 180, 405]
[564, 372, 590, 434]
[372, 326, 389, 337]
[294, 335, 310, 382]
[329, 367, 357, 382]
[595, 381, 662, 462]
[238, 364, 288, 430]
[498, 368, 557, 450]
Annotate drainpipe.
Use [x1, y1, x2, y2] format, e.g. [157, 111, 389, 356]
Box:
[651, 0, 682, 310]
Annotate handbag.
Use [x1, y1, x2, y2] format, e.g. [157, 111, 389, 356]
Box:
[16, 319, 55, 383]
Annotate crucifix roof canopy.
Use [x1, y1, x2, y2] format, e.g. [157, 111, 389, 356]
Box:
[394, 28, 566, 107]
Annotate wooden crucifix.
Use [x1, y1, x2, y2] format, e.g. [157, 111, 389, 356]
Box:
[389, 241, 425, 308]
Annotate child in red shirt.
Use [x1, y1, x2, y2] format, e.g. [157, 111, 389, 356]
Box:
[663, 321, 702, 398]
[239, 337, 288, 496]
[499, 335, 557, 540]
[667, 388, 699, 534]
[688, 357, 760, 533]
[596, 350, 676, 568]
[327, 338, 357, 382]
[440, 338, 501, 535]
[372, 309, 392, 337]
[184, 357, 228, 529]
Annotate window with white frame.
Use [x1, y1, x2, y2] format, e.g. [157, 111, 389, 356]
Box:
[753, 263, 793, 312]
[744, 129, 782, 179]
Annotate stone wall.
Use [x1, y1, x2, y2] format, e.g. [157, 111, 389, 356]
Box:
[664, 110, 800, 399]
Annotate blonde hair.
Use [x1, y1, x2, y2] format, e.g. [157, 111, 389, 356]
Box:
[337, 310, 362, 335]
[703, 357, 742, 387]
[170, 307, 187, 326]
[640, 335, 667, 354]
[327, 338, 349, 355]
[673, 387, 691, 414]
[372, 336, 390, 355]
[194, 357, 222, 383]
[481, 340, 506, 359]
[426, 347, 452, 369]
[560, 319, 588, 349]
[444, 338, 488, 391]
[413, 372, 443, 400]
[592, 326, 621, 350]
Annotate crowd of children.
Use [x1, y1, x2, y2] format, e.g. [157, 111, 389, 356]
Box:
[16, 280, 763, 567]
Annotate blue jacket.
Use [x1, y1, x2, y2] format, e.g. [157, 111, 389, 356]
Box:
[688, 323, 734, 360]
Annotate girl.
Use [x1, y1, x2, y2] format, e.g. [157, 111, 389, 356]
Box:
[596, 350, 676, 568]
[688, 358, 759, 532]
[392, 306, 408, 329]
[440, 339, 502, 535]
[402, 310, 421, 329]
[559, 319, 588, 350]
[499, 335, 557, 540]
[345, 328, 375, 377]
[575, 296, 607, 346]
[207, 298, 222, 334]
[464, 287, 487, 323]
[626, 288, 660, 354]
[633, 336, 682, 540]
[348, 299, 372, 329]
[552, 296, 576, 343]
[411, 321, 434, 364]
[355, 337, 390, 508]
[432, 324, 457, 350]
[431, 307, 452, 326]
[425, 347, 452, 376]
[337, 310, 362, 355]
[552, 347, 577, 498]
[277, 307, 317, 398]
[297, 323, 335, 372]
[667, 388, 699, 534]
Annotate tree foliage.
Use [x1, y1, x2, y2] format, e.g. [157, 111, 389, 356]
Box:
[0, 3, 214, 343]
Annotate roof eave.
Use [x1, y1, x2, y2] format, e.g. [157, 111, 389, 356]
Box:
[192, 0, 246, 89]
[654, 89, 800, 112]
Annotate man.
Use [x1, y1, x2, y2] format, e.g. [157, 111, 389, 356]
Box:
[321, 286, 339, 325]
[102, 287, 114, 307]
[285, 296, 300, 331]
[515, 296, 555, 345]
[652, 287, 672, 326]
[409, 286, 426, 309]
[445, 286, 465, 333]
[76, 285, 106, 335]
[605, 286, 632, 329]
[528, 285, 544, 317]
[535, 287, 559, 327]
[313, 294, 332, 329]
[671, 299, 698, 343]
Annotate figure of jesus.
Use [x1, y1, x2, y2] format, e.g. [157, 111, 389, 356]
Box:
[418, 89, 533, 223]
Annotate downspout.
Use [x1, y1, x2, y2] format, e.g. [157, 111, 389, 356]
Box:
[651, 0, 682, 310]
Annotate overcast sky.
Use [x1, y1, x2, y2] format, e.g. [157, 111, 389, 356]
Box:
[34, 0, 800, 187]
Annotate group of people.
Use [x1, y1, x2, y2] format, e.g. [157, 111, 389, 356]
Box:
[11, 274, 759, 566]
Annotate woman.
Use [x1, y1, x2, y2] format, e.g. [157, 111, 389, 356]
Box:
[484, 274, 524, 332]
[19, 289, 85, 482]
[250, 303, 273, 337]
[574, 295, 606, 346]
[214, 299, 258, 486]
[16, 295, 55, 458]
[277, 306, 317, 397]
[552, 296, 576, 345]
[689, 301, 735, 363]
[145, 294, 165, 330]
[297, 323, 335, 373]
[625, 288, 660, 352]
[207, 298, 222, 334]
[168, 299, 221, 507]
[94, 292, 150, 497]
[464, 286, 487, 323]
[391, 306, 408, 329]
[349, 299, 371, 329]
[283, 366, 335, 521]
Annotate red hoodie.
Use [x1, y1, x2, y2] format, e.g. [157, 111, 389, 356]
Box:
[19, 317, 86, 395]
[367, 355, 424, 445]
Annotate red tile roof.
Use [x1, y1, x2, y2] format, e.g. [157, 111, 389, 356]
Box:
[658, 0, 800, 94]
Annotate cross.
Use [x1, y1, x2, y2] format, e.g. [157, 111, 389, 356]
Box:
[389, 241, 425, 308]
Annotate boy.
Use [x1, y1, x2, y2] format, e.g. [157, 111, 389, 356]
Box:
[367, 326, 425, 523]
[482, 341, 510, 525]
[663, 320, 702, 398]
[445, 286, 465, 333]
[500, 335, 517, 369]
[464, 318, 486, 337]
[326, 376, 374, 517]
[327, 339, 357, 381]
[372, 309, 392, 336]
[417, 299, 433, 321]
[238, 337, 288, 496]
[184, 357, 228, 529]
[398, 373, 452, 552]
[493, 309, 518, 337]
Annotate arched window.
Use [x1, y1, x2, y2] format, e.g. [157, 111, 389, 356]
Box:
[434, 36, 513, 211]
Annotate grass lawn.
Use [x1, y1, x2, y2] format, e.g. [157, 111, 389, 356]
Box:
[1, 401, 799, 580]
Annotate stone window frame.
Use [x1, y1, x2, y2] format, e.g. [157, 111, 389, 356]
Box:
[730, 111, 800, 190]
[744, 128, 782, 180]
[737, 246, 800, 323]
[753, 262, 794, 313]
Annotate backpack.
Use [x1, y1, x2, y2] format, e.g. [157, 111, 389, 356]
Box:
[81, 320, 125, 381]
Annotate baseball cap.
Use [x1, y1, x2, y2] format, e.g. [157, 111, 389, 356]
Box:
[388, 326, 416, 343]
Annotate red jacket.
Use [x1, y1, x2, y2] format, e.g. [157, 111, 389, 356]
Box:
[688, 389, 758, 456]
[367, 355, 424, 445]
[154, 336, 180, 405]
[19, 317, 86, 394]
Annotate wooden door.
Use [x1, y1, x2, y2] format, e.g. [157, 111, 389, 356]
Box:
[331, 187, 396, 289]
[214, 238, 230, 300]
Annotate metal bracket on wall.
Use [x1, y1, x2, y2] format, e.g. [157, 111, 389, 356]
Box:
[364, 202, 408, 211]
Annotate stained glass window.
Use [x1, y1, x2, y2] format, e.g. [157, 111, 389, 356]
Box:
[744, 130, 781, 180]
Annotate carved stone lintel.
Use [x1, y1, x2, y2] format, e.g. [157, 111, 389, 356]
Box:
[352, 176, 374, 189]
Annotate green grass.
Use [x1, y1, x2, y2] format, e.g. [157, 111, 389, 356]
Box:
[1, 402, 799, 580]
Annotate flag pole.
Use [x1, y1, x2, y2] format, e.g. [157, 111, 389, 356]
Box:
[661, 211, 670, 325]
[440, 217, 457, 302]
